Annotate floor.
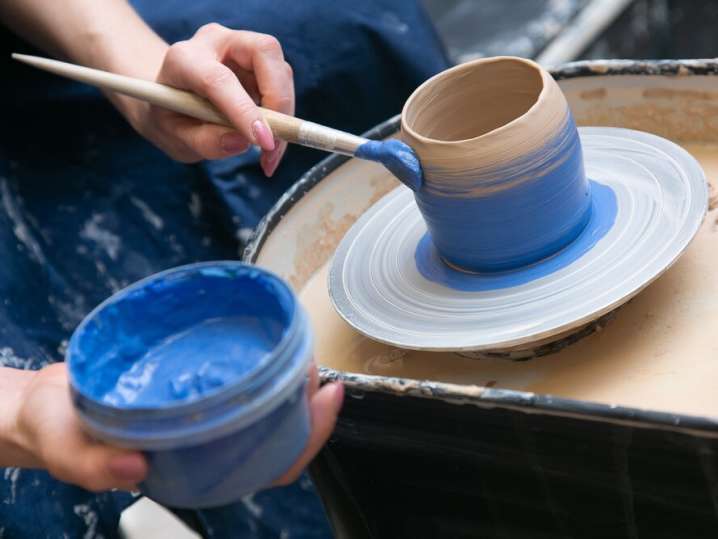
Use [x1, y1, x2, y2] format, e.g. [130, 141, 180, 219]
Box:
[422, 0, 591, 63]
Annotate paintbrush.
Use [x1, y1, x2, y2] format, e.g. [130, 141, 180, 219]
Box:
[11, 53, 423, 191]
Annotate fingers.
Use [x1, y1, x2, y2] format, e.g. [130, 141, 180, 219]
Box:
[20, 364, 148, 493]
[44, 433, 148, 493]
[148, 24, 295, 172]
[170, 114, 250, 161]
[221, 31, 295, 177]
[274, 382, 344, 485]
[106, 452, 148, 485]
[161, 34, 275, 153]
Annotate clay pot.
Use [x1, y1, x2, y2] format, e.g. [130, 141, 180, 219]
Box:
[401, 57, 591, 272]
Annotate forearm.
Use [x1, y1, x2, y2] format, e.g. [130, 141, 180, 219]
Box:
[0, 0, 168, 120]
[0, 367, 38, 468]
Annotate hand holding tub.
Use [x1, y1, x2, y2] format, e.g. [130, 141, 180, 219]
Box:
[0, 361, 342, 494]
[1, 363, 148, 493]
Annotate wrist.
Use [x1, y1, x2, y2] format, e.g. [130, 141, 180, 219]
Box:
[44, 1, 169, 126]
[82, 13, 168, 130]
[58, 1, 168, 79]
[0, 368, 41, 468]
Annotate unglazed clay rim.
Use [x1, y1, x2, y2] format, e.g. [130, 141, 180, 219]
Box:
[328, 127, 708, 352]
[400, 56, 549, 146]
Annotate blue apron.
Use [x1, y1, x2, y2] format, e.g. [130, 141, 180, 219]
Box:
[0, 1, 448, 536]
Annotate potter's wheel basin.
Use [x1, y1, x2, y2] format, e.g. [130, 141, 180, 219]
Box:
[245, 60, 718, 539]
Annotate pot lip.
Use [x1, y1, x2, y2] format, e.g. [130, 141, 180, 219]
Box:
[243, 58, 718, 435]
[400, 56, 551, 147]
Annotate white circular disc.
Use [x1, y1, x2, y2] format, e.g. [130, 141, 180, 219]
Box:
[329, 127, 708, 351]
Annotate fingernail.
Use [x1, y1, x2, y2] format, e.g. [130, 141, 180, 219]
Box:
[252, 120, 275, 152]
[221, 132, 248, 154]
[261, 141, 285, 177]
[108, 453, 147, 482]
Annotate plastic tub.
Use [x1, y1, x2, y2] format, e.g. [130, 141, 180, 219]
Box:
[67, 261, 312, 508]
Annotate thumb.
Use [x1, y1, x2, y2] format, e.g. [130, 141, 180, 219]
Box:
[53, 443, 148, 493]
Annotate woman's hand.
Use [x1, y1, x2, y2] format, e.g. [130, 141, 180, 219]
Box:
[1, 361, 340, 493]
[10, 364, 147, 492]
[274, 363, 344, 486]
[127, 23, 295, 176]
[2, 3, 293, 171]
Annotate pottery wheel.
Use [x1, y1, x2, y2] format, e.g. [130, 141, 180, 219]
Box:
[329, 127, 707, 351]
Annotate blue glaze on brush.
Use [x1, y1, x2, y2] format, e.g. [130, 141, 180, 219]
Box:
[415, 113, 590, 272]
[355, 139, 423, 191]
[67, 262, 313, 508]
[415, 180, 617, 291]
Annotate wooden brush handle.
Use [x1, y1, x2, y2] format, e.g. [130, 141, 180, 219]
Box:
[12, 54, 367, 156]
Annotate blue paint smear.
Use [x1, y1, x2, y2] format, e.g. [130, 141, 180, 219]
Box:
[414, 180, 617, 291]
[356, 139, 423, 191]
[415, 113, 591, 272]
[70, 263, 294, 409]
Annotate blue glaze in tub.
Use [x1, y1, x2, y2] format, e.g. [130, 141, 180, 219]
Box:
[67, 262, 312, 508]
[355, 139, 423, 191]
[101, 316, 282, 407]
[415, 113, 591, 272]
[415, 180, 617, 291]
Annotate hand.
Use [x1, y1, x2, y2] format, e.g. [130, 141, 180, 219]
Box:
[127, 23, 295, 176]
[273, 363, 344, 485]
[2, 4, 293, 171]
[13, 363, 147, 492]
[5, 361, 340, 492]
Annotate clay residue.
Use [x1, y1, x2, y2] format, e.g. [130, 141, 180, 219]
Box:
[368, 175, 400, 205]
[682, 144, 718, 214]
[288, 177, 399, 290]
[575, 103, 718, 143]
[579, 88, 607, 100]
[290, 204, 357, 290]
[643, 88, 718, 101]
[555, 59, 718, 78]
[320, 368, 488, 401]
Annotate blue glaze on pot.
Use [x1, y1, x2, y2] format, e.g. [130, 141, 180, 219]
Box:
[67, 262, 313, 508]
[355, 139, 423, 191]
[415, 180, 617, 291]
[415, 113, 591, 272]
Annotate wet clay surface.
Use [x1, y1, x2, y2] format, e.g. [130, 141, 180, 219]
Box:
[299, 144, 718, 418]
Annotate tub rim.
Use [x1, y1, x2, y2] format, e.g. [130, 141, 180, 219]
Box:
[243, 59, 718, 438]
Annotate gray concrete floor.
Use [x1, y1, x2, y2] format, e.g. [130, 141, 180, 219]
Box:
[422, 0, 590, 62]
